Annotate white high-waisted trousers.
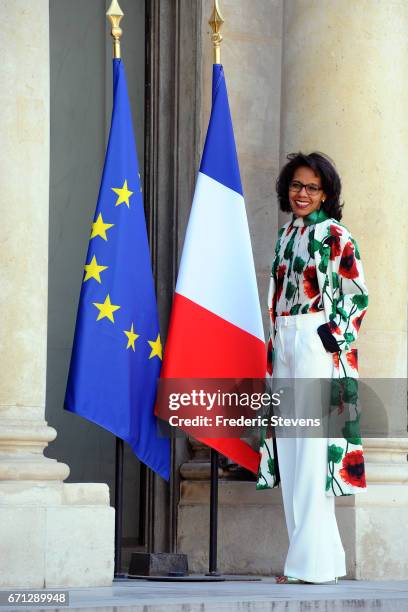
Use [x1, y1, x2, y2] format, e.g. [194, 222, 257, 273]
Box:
[274, 310, 347, 582]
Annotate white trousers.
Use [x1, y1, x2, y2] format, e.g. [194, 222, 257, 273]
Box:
[274, 311, 346, 582]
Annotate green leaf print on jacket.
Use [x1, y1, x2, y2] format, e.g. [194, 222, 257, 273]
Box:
[328, 444, 344, 463]
[308, 232, 320, 258]
[327, 444, 346, 495]
[285, 281, 296, 301]
[290, 304, 301, 315]
[331, 376, 358, 406]
[284, 231, 296, 260]
[293, 255, 306, 274]
[332, 271, 340, 290]
[352, 294, 369, 309]
[342, 417, 362, 446]
[318, 242, 330, 274]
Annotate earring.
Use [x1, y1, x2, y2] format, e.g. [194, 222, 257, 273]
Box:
[322, 199, 325, 204]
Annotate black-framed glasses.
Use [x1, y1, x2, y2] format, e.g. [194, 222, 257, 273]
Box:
[289, 180, 323, 195]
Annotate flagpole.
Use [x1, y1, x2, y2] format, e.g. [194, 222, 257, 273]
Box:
[107, 0, 124, 60]
[107, 0, 126, 580]
[114, 437, 125, 578]
[209, 0, 224, 65]
[205, 0, 225, 578]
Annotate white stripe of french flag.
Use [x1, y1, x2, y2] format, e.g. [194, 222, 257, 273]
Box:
[160, 64, 266, 474]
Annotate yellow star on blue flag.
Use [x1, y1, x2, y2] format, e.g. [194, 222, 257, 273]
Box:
[112, 180, 133, 208]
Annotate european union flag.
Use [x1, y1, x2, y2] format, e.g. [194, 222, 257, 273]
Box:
[65, 58, 170, 480]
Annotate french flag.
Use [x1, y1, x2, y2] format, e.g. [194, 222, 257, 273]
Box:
[160, 64, 265, 474]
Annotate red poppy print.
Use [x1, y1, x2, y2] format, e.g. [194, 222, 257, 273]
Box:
[352, 311, 365, 331]
[331, 225, 343, 237]
[332, 352, 339, 369]
[303, 266, 319, 298]
[300, 226, 307, 235]
[339, 241, 359, 279]
[346, 349, 358, 369]
[339, 450, 366, 487]
[326, 225, 343, 260]
[328, 320, 342, 335]
[309, 296, 321, 312]
[276, 264, 287, 300]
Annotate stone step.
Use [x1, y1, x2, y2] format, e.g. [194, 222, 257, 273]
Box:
[2, 579, 407, 612]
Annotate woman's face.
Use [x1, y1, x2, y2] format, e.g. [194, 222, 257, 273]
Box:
[288, 166, 327, 218]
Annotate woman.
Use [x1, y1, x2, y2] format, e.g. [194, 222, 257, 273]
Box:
[256, 152, 369, 584]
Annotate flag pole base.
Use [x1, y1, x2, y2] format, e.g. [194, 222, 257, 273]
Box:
[128, 574, 261, 582]
[128, 552, 189, 577]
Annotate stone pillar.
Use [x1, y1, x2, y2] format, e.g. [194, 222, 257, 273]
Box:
[0, 0, 114, 588]
[280, 0, 408, 579]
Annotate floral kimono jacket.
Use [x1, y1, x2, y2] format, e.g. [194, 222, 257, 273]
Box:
[256, 209, 369, 496]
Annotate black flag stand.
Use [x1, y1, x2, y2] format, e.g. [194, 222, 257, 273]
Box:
[204, 449, 260, 582]
[120, 440, 261, 582]
[206, 449, 221, 576]
[114, 437, 127, 579]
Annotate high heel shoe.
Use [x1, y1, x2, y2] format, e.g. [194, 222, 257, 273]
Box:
[275, 576, 338, 584]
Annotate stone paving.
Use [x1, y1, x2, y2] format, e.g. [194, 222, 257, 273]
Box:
[2, 578, 408, 612]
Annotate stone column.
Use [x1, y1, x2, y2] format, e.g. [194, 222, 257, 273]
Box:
[0, 0, 114, 588]
[280, 0, 408, 579]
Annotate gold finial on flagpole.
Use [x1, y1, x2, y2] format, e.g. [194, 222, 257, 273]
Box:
[107, 0, 124, 59]
[209, 0, 224, 64]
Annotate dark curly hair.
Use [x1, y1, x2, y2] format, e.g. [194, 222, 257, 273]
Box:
[276, 152, 343, 221]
